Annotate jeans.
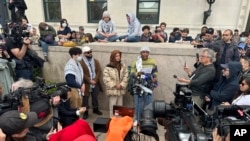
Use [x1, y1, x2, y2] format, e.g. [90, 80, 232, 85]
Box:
[133, 93, 153, 121]
[94, 34, 118, 42]
[119, 35, 140, 42]
[39, 40, 58, 55]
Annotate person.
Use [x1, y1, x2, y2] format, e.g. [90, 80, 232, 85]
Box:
[0, 110, 38, 141]
[103, 50, 128, 117]
[212, 128, 230, 141]
[118, 13, 141, 42]
[94, 11, 118, 42]
[130, 46, 158, 126]
[80, 46, 103, 119]
[238, 56, 250, 82]
[195, 26, 208, 42]
[205, 61, 242, 110]
[78, 26, 85, 39]
[5, 23, 33, 80]
[8, 0, 28, 23]
[58, 86, 86, 128]
[233, 29, 240, 43]
[151, 26, 164, 43]
[38, 22, 57, 62]
[30, 27, 40, 45]
[57, 19, 71, 46]
[48, 119, 95, 141]
[64, 47, 85, 110]
[177, 48, 216, 106]
[159, 22, 168, 42]
[221, 76, 250, 106]
[140, 25, 152, 42]
[0, 128, 6, 141]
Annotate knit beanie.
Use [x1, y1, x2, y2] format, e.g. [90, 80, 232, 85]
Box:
[103, 11, 110, 18]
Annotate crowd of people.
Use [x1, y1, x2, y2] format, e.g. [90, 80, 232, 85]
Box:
[1, 0, 250, 141]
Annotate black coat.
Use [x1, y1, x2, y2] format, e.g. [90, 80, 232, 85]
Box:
[58, 99, 79, 128]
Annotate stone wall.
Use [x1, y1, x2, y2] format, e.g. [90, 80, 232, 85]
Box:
[34, 42, 200, 110]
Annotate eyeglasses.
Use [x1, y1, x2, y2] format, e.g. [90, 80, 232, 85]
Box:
[85, 51, 92, 54]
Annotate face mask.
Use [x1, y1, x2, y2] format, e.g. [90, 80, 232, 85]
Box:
[45, 26, 49, 30]
[62, 23, 67, 28]
[240, 37, 246, 42]
[76, 56, 82, 61]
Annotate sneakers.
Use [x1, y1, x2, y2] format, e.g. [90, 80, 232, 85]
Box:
[44, 56, 48, 62]
[93, 108, 103, 115]
[133, 120, 138, 126]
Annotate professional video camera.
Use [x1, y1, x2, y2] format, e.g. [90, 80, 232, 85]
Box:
[139, 83, 211, 141]
[3, 22, 30, 43]
[0, 77, 67, 115]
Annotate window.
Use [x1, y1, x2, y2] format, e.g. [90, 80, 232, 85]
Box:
[137, 0, 160, 24]
[43, 0, 62, 22]
[87, 0, 107, 23]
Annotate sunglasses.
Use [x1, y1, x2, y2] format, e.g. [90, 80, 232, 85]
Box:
[85, 51, 92, 54]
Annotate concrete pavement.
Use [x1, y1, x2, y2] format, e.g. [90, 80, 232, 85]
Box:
[85, 109, 166, 141]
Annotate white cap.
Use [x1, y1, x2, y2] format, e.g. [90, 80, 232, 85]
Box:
[140, 46, 150, 52]
[82, 46, 91, 53]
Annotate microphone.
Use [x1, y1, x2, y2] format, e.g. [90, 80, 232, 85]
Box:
[46, 82, 67, 89]
[173, 75, 178, 79]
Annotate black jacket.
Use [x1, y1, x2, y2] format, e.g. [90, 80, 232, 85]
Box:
[189, 64, 215, 97]
[58, 99, 79, 128]
[209, 61, 242, 109]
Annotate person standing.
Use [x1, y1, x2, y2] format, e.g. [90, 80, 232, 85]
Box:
[64, 47, 85, 110]
[80, 46, 103, 119]
[8, 0, 28, 23]
[130, 46, 158, 126]
[103, 50, 128, 117]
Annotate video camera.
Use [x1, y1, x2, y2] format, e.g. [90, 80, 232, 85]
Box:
[3, 22, 30, 43]
[0, 77, 67, 115]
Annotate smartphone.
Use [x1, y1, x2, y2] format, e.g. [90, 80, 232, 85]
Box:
[196, 53, 199, 62]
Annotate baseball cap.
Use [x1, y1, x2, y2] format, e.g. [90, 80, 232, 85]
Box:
[0, 110, 38, 135]
[206, 28, 214, 35]
[220, 64, 228, 69]
[140, 46, 150, 52]
[82, 46, 91, 53]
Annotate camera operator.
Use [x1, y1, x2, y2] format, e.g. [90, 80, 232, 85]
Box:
[58, 86, 86, 128]
[177, 48, 216, 106]
[5, 23, 33, 80]
[130, 46, 158, 126]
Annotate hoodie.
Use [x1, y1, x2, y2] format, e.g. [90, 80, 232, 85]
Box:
[126, 13, 141, 37]
[209, 61, 242, 108]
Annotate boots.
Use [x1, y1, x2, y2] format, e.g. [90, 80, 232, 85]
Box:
[93, 108, 103, 115]
[83, 110, 88, 119]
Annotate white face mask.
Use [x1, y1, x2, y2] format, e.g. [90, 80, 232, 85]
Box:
[45, 26, 49, 30]
[240, 37, 246, 42]
[76, 56, 82, 61]
[62, 23, 67, 28]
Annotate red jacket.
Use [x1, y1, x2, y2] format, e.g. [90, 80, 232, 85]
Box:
[49, 119, 95, 141]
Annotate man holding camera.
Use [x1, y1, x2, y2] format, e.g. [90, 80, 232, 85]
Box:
[130, 46, 158, 126]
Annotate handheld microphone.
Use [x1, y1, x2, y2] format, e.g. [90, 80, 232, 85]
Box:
[173, 75, 178, 79]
